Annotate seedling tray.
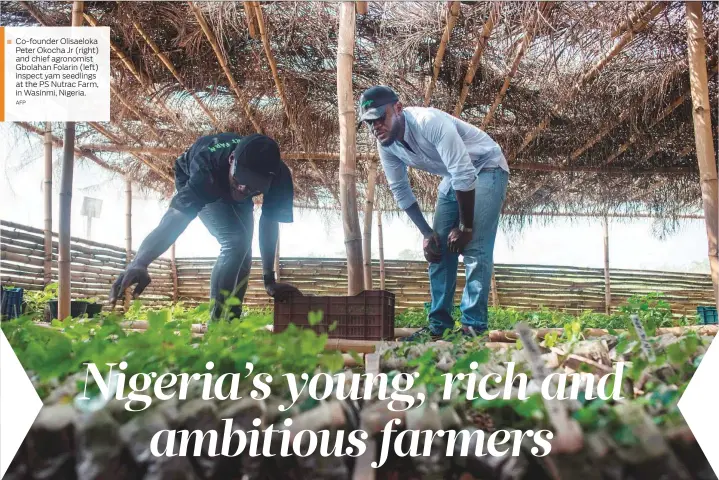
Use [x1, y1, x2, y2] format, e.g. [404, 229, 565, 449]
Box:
[273, 290, 395, 340]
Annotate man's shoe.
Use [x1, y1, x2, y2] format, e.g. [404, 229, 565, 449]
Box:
[398, 326, 443, 343]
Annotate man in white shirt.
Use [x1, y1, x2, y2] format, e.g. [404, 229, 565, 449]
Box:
[358, 86, 509, 341]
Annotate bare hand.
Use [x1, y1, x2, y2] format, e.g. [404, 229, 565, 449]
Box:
[109, 265, 151, 308]
[447, 228, 472, 253]
[423, 232, 442, 263]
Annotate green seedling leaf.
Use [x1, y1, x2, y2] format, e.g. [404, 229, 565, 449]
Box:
[612, 424, 639, 447]
[513, 394, 544, 420]
[224, 297, 241, 307]
[308, 310, 323, 326]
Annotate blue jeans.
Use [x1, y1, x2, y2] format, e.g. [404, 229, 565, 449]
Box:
[428, 167, 508, 334]
[197, 199, 254, 321]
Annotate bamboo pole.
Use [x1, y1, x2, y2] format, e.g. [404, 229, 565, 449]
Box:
[43, 122, 53, 286]
[603, 216, 611, 314]
[612, 1, 655, 38]
[423, 1, 461, 106]
[510, 1, 668, 161]
[125, 178, 132, 310]
[280, 153, 694, 175]
[18, 1, 47, 25]
[453, 5, 499, 117]
[686, 1, 719, 308]
[481, 2, 552, 129]
[189, 1, 263, 133]
[356, 1, 368, 14]
[337, 2, 364, 296]
[171, 243, 178, 303]
[76, 143, 179, 156]
[71, 0, 83, 26]
[253, 2, 294, 132]
[567, 108, 633, 163]
[243, 2, 258, 38]
[131, 20, 220, 131]
[58, 1, 84, 320]
[274, 230, 281, 282]
[363, 158, 379, 290]
[491, 270, 499, 307]
[377, 208, 385, 290]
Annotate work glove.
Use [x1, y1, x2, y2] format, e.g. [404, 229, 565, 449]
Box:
[423, 231, 442, 263]
[263, 272, 301, 300]
[109, 265, 151, 308]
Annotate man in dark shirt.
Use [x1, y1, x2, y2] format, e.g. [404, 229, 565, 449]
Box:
[109, 133, 301, 321]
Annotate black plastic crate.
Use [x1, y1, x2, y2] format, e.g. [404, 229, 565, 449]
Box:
[273, 290, 395, 340]
[1, 287, 24, 320]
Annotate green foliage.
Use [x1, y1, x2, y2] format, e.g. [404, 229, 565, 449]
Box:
[23, 283, 58, 320]
[394, 293, 696, 334]
[2, 304, 342, 402]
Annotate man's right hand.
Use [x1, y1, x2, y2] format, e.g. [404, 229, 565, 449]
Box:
[109, 265, 151, 308]
[423, 231, 442, 263]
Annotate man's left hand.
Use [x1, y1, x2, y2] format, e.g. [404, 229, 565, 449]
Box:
[266, 282, 302, 300]
[447, 228, 472, 253]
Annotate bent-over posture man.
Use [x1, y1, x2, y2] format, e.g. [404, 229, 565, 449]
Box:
[109, 133, 301, 321]
[358, 86, 509, 341]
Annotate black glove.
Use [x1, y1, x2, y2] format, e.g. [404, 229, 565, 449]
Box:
[263, 272, 301, 300]
[109, 264, 151, 308]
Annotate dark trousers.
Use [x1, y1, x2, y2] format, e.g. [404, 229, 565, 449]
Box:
[197, 199, 254, 321]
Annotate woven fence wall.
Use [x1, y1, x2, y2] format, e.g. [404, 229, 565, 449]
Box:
[0, 221, 174, 306]
[176, 258, 715, 316]
[1, 221, 714, 316]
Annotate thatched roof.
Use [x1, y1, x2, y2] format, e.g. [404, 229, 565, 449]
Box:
[3, 1, 718, 230]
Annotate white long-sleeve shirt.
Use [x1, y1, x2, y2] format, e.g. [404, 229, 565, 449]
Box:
[378, 107, 509, 210]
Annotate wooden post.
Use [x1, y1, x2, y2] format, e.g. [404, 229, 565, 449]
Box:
[58, 1, 83, 320]
[58, 123, 74, 320]
[491, 271, 499, 307]
[124, 178, 132, 310]
[686, 1, 719, 308]
[43, 122, 52, 286]
[377, 208, 385, 291]
[274, 229, 281, 282]
[362, 158, 378, 290]
[71, 0, 84, 26]
[171, 243, 178, 303]
[603, 216, 612, 314]
[356, 1, 368, 14]
[337, 1, 364, 295]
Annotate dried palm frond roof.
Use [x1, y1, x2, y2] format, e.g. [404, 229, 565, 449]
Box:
[3, 1, 717, 231]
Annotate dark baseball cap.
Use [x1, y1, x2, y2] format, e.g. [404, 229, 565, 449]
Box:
[231, 134, 281, 194]
[358, 86, 399, 123]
